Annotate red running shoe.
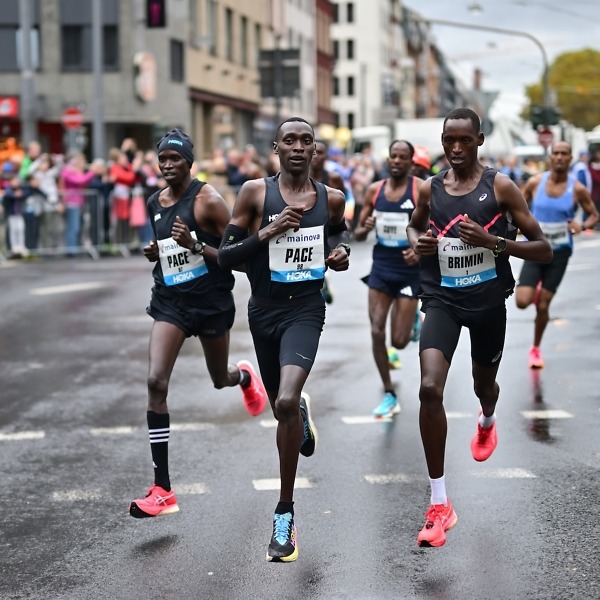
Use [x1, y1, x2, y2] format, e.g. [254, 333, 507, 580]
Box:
[529, 346, 544, 369]
[471, 418, 498, 462]
[417, 499, 458, 547]
[237, 360, 267, 416]
[129, 485, 179, 518]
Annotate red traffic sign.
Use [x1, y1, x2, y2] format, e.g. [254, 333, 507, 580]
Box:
[538, 128, 554, 148]
[62, 106, 83, 129]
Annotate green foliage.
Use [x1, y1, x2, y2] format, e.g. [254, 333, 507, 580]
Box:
[525, 48, 600, 131]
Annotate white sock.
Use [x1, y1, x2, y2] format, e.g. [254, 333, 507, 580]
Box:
[479, 412, 497, 429]
[429, 475, 447, 506]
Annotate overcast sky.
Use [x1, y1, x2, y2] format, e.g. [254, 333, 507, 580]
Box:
[401, 0, 600, 120]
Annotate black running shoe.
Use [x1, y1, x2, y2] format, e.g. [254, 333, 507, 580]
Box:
[266, 512, 298, 562]
[299, 392, 318, 457]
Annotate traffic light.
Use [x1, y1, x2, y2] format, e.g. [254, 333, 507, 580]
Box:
[530, 105, 561, 130]
[146, 0, 166, 28]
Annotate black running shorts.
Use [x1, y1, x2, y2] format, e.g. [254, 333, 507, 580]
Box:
[247, 294, 326, 393]
[147, 286, 235, 339]
[419, 298, 507, 367]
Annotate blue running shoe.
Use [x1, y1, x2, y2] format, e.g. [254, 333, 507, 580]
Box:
[266, 512, 298, 562]
[373, 392, 401, 419]
[299, 392, 318, 457]
[411, 310, 422, 343]
[387, 347, 402, 370]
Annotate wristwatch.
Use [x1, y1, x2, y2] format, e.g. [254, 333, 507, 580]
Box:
[191, 241, 205, 255]
[492, 236, 507, 257]
[336, 242, 351, 256]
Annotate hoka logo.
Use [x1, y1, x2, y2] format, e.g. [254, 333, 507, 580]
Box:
[269, 214, 280, 223]
[455, 274, 482, 286]
[168, 139, 183, 147]
[286, 271, 312, 281]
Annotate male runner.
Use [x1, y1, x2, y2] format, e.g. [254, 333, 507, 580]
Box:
[354, 140, 423, 418]
[407, 108, 552, 547]
[129, 129, 267, 519]
[516, 141, 598, 368]
[218, 117, 350, 562]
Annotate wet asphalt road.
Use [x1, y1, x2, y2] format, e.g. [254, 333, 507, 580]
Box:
[1, 235, 599, 600]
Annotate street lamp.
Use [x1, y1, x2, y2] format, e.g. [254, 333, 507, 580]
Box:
[423, 17, 550, 109]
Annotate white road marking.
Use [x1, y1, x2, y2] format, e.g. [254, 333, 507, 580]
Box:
[520, 409, 574, 419]
[365, 473, 411, 485]
[446, 411, 473, 419]
[567, 264, 595, 271]
[469, 468, 537, 479]
[252, 477, 313, 491]
[342, 416, 394, 424]
[259, 419, 278, 428]
[176, 483, 209, 495]
[90, 426, 136, 436]
[111, 316, 151, 323]
[30, 281, 111, 296]
[53, 489, 102, 501]
[171, 423, 215, 432]
[0, 430, 45, 441]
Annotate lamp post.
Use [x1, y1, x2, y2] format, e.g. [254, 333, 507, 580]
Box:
[422, 17, 550, 110]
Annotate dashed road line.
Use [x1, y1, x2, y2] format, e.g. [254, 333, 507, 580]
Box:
[53, 489, 102, 502]
[30, 281, 112, 296]
[520, 409, 574, 420]
[174, 483, 209, 495]
[259, 419, 278, 428]
[90, 426, 137, 436]
[0, 431, 45, 441]
[253, 477, 313, 491]
[469, 468, 537, 479]
[365, 474, 411, 485]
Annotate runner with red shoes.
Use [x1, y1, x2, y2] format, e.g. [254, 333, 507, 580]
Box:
[515, 141, 598, 369]
[129, 129, 267, 519]
[407, 109, 552, 547]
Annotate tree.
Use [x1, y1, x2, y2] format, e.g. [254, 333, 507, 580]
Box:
[525, 48, 600, 131]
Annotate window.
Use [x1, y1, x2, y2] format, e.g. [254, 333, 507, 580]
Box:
[347, 2, 354, 23]
[334, 112, 340, 128]
[60, 0, 119, 71]
[225, 8, 234, 62]
[170, 39, 184, 82]
[333, 40, 339, 60]
[208, 0, 217, 56]
[333, 76, 339, 96]
[347, 112, 355, 130]
[347, 39, 354, 60]
[240, 16, 248, 66]
[332, 3, 338, 23]
[347, 76, 354, 96]
[254, 23, 262, 66]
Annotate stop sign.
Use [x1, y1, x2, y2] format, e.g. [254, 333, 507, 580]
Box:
[62, 106, 83, 129]
[538, 128, 554, 148]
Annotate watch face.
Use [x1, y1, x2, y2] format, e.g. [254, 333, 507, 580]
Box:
[496, 238, 506, 252]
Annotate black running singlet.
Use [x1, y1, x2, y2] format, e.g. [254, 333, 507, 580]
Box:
[147, 179, 234, 297]
[419, 167, 517, 310]
[246, 175, 330, 301]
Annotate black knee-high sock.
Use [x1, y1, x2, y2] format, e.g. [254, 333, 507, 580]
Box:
[147, 411, 170, 491]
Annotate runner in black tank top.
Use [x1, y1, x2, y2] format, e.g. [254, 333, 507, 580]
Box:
[354, 140, 424, 418]
[406, 109, 551, 548]
[129, 129, 268, 521]
[218, 117, 350, 562]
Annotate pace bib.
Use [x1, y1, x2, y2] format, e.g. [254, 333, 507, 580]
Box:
[438, 237, 497, 288]
[269, 225, 326, 283]
[158, 233, 208, 286]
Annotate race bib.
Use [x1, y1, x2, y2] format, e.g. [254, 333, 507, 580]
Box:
[158, 233, 208, 286]
[438, 237, 497, 288]
[269, 225, 325, 283]
[374, 211, 409, 248]
[539, 221, 569, 249]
